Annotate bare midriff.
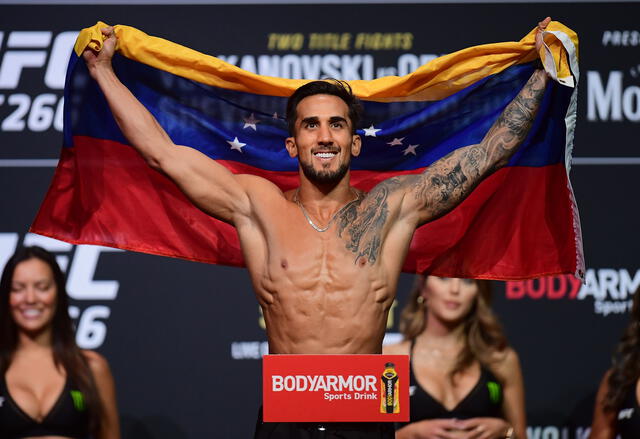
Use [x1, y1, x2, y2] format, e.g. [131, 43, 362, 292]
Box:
[237, 189, 408, 355]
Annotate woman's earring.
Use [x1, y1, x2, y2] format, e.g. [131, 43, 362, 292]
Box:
[417, 296, 425, 305]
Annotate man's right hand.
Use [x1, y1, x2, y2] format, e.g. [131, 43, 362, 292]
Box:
[78, 24, 258, 225]
[83, 26, 117, 75]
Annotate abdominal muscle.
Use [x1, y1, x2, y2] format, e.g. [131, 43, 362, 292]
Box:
[261, 278, 391, 355]
[242, 212, 396, 355]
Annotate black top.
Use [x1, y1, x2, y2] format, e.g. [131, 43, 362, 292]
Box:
[618, 385, 640, 439]
[405, 339, 503, 423]
[0, 375, 90, 439]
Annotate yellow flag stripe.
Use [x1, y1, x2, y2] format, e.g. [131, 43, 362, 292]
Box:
[75, 21, 577, 102]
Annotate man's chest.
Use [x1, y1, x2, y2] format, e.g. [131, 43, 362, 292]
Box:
[260, 206, 398, 266]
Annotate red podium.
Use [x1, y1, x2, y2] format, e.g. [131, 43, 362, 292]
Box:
[263, 354, 409, 422]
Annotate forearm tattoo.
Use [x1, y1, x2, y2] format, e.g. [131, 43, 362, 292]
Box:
[334, 70, 547, 260]
[483, 69, 548, 161]
[414, 70, 547, 220]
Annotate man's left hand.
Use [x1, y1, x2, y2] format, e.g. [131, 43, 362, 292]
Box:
[535, 16, 552, 52]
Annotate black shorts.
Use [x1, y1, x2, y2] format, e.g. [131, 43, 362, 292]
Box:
[254, 407, 395, 439]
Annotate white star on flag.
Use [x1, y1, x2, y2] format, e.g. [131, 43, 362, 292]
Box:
[227, 137, 246, 153]
[243, 113, 260, 130]
[386, 137, 405, 146]
[363, 124, 381, 137]
[403, 144, 419, 156]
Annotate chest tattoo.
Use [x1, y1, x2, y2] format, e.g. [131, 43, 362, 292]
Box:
[337, 179, 401, 264]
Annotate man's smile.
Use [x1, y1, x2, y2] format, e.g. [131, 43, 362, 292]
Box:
[313, 151, 338, 161]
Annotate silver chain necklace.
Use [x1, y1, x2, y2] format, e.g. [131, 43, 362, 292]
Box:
[294, 188, 360, 232]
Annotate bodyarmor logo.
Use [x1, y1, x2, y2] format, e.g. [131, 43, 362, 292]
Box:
[0, 30, 78, 132]
[506, 268, 640, 317]
[0, 232, 122, 348]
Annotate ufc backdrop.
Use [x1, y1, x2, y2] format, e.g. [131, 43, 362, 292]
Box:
[0, 2, 639, 437]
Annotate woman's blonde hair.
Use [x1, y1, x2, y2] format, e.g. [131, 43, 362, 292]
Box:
[399, 275, 508, 378]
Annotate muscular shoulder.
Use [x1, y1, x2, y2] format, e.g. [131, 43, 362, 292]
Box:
[237, 174, 283, 199]
[364, 174, 432, 228]
[382, 340, 411, 355]
[235, 174, 287, 222]
[364, 176, 419, 204]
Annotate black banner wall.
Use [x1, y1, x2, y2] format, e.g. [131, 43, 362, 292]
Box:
[1, 3, 639, 438]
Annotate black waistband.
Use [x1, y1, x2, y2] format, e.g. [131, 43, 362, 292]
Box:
[257, 406, 394, 432]
[287, 421, 394, 432]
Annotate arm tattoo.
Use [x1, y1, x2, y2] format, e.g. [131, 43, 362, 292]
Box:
[337, 178, 402, 265]
[413, 145, 486, 216]
[430, 163, 467, 202]
[412, 70, 548, 222]
[335, 71, 549, 251]
[483, 69, 548, 161]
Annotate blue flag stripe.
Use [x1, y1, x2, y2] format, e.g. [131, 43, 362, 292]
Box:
[67, 55, 568, 172]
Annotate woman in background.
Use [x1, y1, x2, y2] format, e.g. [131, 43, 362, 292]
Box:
[0, 246, 120, 439]
[384, 276, 526, 439]
[590, 287, 640, 439]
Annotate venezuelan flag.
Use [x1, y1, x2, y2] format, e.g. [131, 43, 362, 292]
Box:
[31, 21, 583, 280]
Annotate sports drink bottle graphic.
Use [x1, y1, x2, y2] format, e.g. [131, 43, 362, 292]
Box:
[380, 362, 399, 414]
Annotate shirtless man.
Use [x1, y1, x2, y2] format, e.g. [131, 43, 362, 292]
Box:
[83, 18, 551, 438]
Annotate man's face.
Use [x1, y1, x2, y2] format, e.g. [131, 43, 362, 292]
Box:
[286, 94, 361, 185]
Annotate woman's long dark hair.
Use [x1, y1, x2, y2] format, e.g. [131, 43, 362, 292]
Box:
[604, 287, 640, 411]
[399, 275, 508, 379]
[0, 246, 102, 434]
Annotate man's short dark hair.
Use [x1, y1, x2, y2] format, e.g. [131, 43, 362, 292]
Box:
[286, 79, 363, 136]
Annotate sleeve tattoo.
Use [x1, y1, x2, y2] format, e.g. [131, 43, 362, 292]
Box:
[413, 69, 548, 221]
[335, 69, 548, 262]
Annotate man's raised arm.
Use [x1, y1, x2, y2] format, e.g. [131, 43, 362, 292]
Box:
[400, 18, 551, 226]
[83, 27, 252, 224]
